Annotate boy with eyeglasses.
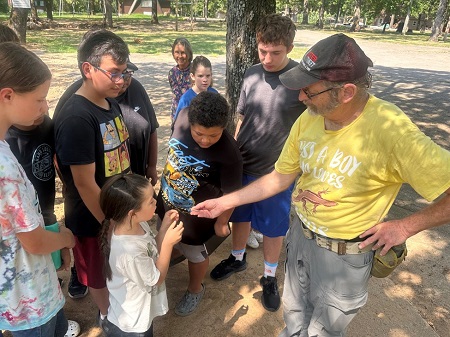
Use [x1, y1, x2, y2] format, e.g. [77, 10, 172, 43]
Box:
[55, 56, 158, 183]
[53, 29, 132, 328]
[55, 30, 159, 302]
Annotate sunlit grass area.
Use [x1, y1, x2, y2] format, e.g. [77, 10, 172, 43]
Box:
[1, 14, 228, 54]
[323, 24, 449, 46]
[0, 14, 448, 54]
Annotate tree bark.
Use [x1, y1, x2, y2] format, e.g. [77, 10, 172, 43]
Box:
[10, 7, 29, 43]
[152, 0, 159, 23]
[334, 0, 342, 26]
[429, 0, 448, 41]
[104, 0, 113, 28]
[302, 0, 309, 24]
[349, 0, 361, 32]
[45, 0, 53, 20]
[225, 0, 276, 134]
[89, 0, 95, 15]
[204, 0, 208, 21]
[317, 3, 324, 29]
[402, 0, 413, 35]
[30, 0, 39, 21]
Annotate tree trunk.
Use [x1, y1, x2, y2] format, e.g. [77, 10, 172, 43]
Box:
[389, 13, 395, 28]
[204, 0, 208, 21]
[402, 0, 413, 35]
[104, 0, 113, 28]
[225, 0, 276, 134]
[45, 0, 53, 20]
[152, 0, 159, 23]
[302, 0, 308, 24]
[429, 0, 447, 41]
[10, 7, 29, 43]
[175, 0, 179, 31]
[349, 0, 361, 32]
[190, 0, 194, 31]
[334, 0, 342, 26]
[317, 3, 324, 29]
[89, 0, 95, 15]
[30, 0, 39, 21]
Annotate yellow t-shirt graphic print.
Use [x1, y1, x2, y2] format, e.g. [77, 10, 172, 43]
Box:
[275, 95, 450, 239]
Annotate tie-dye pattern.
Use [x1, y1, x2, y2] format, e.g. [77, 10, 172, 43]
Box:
[0, 141, 64, 331]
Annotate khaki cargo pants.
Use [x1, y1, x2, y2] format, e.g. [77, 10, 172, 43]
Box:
[279, 214, 374, 337]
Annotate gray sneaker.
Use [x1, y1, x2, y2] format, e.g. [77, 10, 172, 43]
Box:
[174, 284, 206, 316]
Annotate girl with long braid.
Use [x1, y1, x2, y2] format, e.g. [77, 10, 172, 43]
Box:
[98, 174, 183, 336]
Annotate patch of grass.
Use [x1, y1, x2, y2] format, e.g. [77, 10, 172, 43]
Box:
[123, 30, 226, 55]
[350, 29, 449, 46]
[27, 29, 84, 52]
[1, 15, 448, 55]
[315, 24, 450, 47]
[2, 15, 227, 54]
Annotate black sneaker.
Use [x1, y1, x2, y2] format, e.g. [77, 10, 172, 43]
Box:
[210, 253, 247, 281]
[98, 311, 107, 332]
[260, 276, 281, 312]
[68, 266, 88, 299]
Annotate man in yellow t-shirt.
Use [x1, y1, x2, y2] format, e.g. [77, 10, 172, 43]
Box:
[191, 33, 450, 336]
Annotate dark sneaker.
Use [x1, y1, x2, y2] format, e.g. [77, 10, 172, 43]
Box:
[260, 276, 281, 312]
[210, 253, 247, 281]
[174, 284, 206, 316]
[98, 311, 106, 332]
[68, 267, 88, 299]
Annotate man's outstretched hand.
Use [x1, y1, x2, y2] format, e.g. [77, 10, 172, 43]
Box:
[191, 198, 225, 218]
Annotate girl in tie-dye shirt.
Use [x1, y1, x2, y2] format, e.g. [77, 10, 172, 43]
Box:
[0, 43, 75, 336]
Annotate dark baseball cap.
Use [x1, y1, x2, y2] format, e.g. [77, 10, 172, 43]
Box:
[127, 58, 138, 71]
[280, 33, 373, 90]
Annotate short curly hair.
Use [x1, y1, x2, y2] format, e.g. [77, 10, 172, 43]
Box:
[256, 14, 296, 48]
[188, 92, 229, 128]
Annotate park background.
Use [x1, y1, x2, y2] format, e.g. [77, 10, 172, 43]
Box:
[1, 1, 450, 336]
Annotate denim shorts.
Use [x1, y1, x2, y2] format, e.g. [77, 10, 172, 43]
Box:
[229, 173, 294, 237]
[10, 308, 67, 337]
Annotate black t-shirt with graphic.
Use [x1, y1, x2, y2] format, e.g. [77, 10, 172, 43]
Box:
[157, 108, 243, 245]
[54, 78, 159, 176]
[54, 94, 131, 237]
[6, 115, 57, 225]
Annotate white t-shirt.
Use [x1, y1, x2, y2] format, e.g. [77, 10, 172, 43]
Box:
[107, 221, 168, 333]
[0, 141, 64, 331]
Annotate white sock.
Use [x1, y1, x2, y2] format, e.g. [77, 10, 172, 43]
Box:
[232, 249, 245, 261]
[264, 261, 278, 278]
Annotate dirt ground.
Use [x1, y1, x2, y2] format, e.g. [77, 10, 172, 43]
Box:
[4, 29, 450, 337]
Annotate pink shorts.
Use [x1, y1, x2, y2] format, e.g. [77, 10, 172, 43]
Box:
[73, 236, 107, 289]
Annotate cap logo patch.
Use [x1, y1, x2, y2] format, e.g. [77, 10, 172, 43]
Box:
[302, 51, 317, 71]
